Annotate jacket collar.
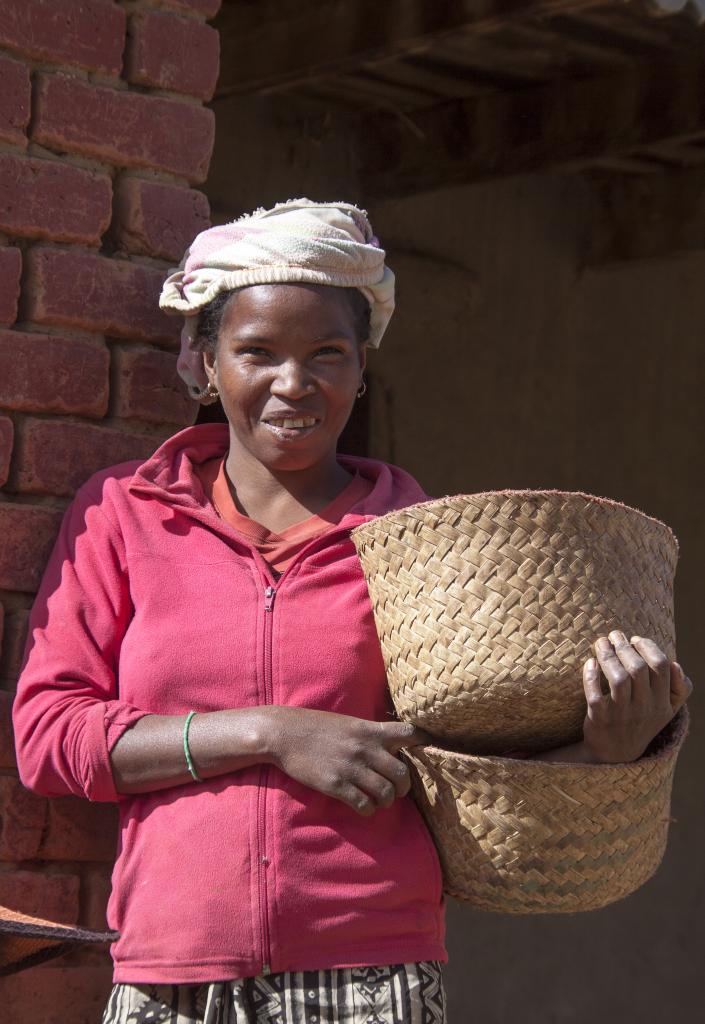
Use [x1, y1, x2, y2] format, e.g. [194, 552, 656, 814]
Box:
[128, 423, 428, 527]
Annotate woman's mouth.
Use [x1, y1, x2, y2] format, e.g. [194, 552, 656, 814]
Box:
[261, 416, 320, 439]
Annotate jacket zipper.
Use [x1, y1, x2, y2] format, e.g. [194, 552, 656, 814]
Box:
[254, 534, 354, 975]
[245, 531, 369, 976]
[257, 583, 276, 975]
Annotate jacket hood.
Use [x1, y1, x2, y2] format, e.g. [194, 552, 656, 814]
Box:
[128, 423, 428, 524]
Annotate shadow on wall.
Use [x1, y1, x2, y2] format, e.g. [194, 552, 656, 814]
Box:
[366, 174, 704, 1024]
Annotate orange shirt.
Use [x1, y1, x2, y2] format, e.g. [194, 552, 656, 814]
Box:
[195, 456, 374, 575]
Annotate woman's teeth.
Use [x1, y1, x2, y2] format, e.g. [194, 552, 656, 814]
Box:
[265, 418, 316, 429]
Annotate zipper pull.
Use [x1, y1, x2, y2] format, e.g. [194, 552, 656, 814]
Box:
[264, 586, 276, 611]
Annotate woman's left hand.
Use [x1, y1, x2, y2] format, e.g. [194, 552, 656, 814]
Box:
[581, 630, 692, 764]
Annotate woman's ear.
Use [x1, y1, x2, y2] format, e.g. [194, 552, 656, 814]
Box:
[358, 342, 368, 374]
[202, 346, 218, 385]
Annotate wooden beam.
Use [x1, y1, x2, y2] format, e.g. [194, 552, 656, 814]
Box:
[355, 55, 705, 199]
[214, 0, 612, 98]
[560, 6, 698, 52]
[470, 21, 632, 74]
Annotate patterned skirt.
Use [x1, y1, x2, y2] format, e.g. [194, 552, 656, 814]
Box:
[101, 962, 446, 1024]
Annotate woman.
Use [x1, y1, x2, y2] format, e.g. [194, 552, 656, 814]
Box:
[12, 200, 692, 1024]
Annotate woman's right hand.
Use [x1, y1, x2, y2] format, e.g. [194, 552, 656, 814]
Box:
[264, 707, 430, 816]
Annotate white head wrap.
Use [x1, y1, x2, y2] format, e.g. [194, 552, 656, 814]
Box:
[159, 199, 395, 397]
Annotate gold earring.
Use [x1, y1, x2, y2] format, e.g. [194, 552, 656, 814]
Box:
[192, 381, 220, 405]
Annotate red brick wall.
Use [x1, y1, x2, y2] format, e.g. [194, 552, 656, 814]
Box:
[0, 2, 220, 1018]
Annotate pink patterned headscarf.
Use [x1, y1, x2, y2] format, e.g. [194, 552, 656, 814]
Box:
[160, 199, 395, 398]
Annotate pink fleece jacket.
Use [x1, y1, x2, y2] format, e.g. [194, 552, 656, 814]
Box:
[13, 424, 446, 984]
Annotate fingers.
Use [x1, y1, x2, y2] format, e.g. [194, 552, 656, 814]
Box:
[669, 660, 693, 712]
[608, 630, 651, 704]
[582, 657, 604, 712]
[592, 632, 688, 717]
[594, 636, 632, 704]
[381, 721, 432, 752]
[368, 749, 412, 798]
[354, 766, 400, 810]
[335, 782, 377, 817]
[629, 636, 672, 707]
[335, 759, 410, 815]
[324, 722, 421, 815]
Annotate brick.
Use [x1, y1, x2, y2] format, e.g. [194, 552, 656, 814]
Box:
[0, 54, 30, 148]
[80, 868, 112, 930]
[2, 965, 114, 1024]
[0, 775, 46, 860]
[113, 176, 210, 262]
[113, 345, 197, 426]
[16, 418, 158, 497]
[0, 868, 79, 924]
[34, 73, 216, 184]
[0, 608, 30, 683]
[0, 504, 62, 592]
[24, 247, 179, 345]
[41, 797, 118, 862]
[0, 415, 13, 486]
[0, 330, 109, 418]
[126, 10, 219, 99]
[0, 154, 112, 245]
[0, 690, 15, 768]
[0, 247, 22, 324]
[0, 0, 125, 75]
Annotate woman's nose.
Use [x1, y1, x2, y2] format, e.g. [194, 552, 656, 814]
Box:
[270, 361, 315, 397]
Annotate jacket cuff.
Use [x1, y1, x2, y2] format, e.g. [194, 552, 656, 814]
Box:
[83, 702, 149, 802]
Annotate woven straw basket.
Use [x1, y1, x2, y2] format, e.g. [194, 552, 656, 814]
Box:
[404, 706, 687, 913]
[0, 906, 117, 977]
[352, 491, 679, 753]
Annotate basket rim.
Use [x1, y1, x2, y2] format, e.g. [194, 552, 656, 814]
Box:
[405, 705, 689, 776]
[0, 903, 118, 943]
[352, 489, 678, 551]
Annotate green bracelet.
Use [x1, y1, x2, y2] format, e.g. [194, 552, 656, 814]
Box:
[183, 710, 201, 783]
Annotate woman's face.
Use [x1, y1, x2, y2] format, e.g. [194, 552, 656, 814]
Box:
[203, 283, 366, 472]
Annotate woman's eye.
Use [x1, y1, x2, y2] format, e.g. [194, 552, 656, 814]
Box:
[239, 346, 271, 358]
[314, 345, 345, 357]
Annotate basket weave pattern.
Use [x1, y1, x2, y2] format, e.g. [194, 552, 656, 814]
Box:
[404, 707, 687, 913]
[353, 491, 678, 753]
[352, 490, 686, 913]
[0, 906, 117, 977]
